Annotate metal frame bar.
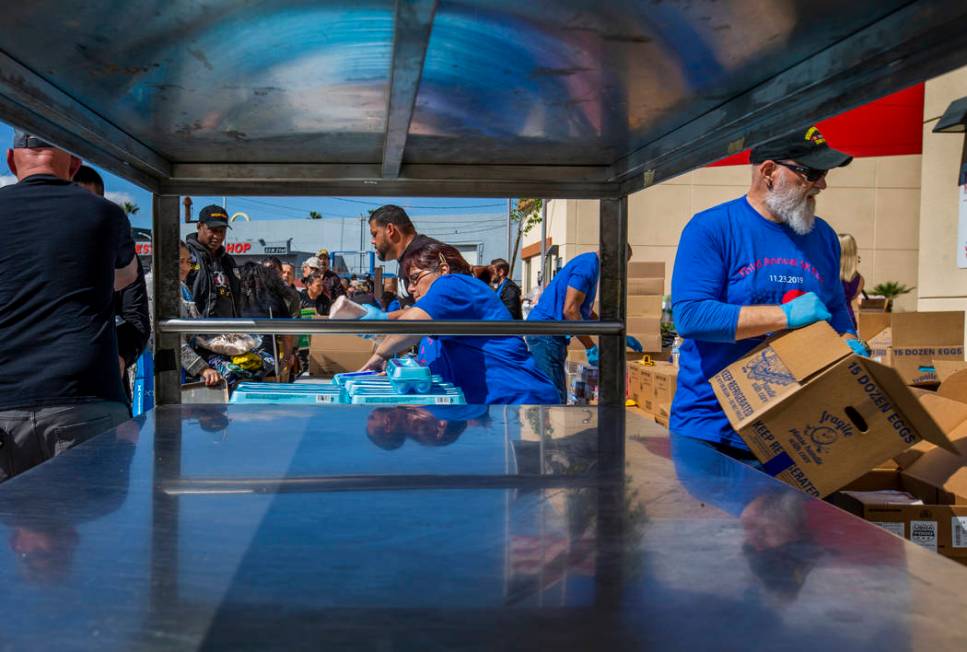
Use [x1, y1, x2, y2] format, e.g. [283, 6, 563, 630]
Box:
[596, 197, 627, 471]
[0, 2, 963, 199]
[161, 163, 615, 198]
[162, 473, 599, 495]
[158, 318, 623, 336]
[381, 0, 438, 179]
[0, 51, 169, 191]
[152, 195, 182, 406]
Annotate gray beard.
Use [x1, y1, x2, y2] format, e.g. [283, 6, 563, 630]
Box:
[765, 186, 816, 236]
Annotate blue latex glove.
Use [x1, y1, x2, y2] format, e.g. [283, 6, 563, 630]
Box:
[360, 304, 387, 321]
[846, 338, 870, 357]
[626, 336, 643, 353]
[586, 345, 599, 366]
[780, 292, 831, 329]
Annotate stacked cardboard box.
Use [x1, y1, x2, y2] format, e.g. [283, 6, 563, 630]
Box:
[653, 365, 678, 426]
[626, 261, 665, 354]
[626, 361, 677, 425]
[709, 321, 957, 498]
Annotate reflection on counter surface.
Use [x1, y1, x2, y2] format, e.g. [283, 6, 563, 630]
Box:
[0, 405, 965, 650]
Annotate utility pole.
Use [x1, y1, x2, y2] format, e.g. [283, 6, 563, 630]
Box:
[539, 199, 547, 288]
[506, 197, 512, 265]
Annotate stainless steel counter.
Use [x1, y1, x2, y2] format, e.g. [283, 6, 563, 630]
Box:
[0, 404, 964, 650]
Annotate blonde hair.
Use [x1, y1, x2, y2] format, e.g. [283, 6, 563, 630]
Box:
[838, 233, 858, 282]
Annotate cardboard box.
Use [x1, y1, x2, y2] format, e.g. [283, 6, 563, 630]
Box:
[653, 365, 677, 427]
[939, 369, 967, 404]
[890, 311, 964, 386]
[836, 455, 967, 559]
[629, 334, 662, 353]
[627, 295, 663, 317]
[710, 322, 956, 498]
[858, 312, 891, 343]
[638, 365, 657, 415]
[936, 361, 967, 383]
[627, 316, 660, 335]
[653, 364, 678, 407]
[627, 278, 665, 295]
[628, 262, 664, 278]
[868, 327, 892, 366]
[309, 334, 374, 376]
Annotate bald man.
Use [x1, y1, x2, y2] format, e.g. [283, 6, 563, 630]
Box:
[0, 130, 137, 482]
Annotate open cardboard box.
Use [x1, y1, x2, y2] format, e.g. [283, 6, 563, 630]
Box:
[835, 397, 967, 559]
[711, 321, 958, 498]
[890, 311, 964, 386]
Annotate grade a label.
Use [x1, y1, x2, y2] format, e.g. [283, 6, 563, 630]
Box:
[873, 521, 905, 538]
[910, 520, 938, 551]
[952, 517, 967, 548]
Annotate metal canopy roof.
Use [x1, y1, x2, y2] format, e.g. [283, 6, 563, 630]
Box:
[1, 1, 966, 198]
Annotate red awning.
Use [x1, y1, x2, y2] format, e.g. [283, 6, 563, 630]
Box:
[710, 83, 925, 166]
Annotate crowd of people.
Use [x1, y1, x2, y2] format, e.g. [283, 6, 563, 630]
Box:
[0, 122, 872, 481]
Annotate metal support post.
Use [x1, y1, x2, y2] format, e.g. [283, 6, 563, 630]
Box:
[539, 199, 547, 287]
[152, 195, 182, 406]
[597, 197, 628, 470]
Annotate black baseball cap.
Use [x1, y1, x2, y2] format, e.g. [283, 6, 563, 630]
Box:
[12, 129, 53, 149]
[198, 204, 231, 228]
[750, 126, 852, 170]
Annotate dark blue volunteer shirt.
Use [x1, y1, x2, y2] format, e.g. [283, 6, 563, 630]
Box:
[670, 196, 853, 448]
[0, 174, 135, 410]
[415, 274, 558, 404]
[527, 252, 598, 322]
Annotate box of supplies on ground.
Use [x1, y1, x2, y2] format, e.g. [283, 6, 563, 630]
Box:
[710, 321, 957, 498]
[653, 365, 678, 426]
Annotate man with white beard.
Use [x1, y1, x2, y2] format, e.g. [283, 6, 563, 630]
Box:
[668, 125, 866, 460]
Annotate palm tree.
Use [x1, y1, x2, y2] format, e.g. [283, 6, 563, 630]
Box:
[122, 202, 140, 217]
[308, 210, 322, 220]
[869, 281, 915, 312]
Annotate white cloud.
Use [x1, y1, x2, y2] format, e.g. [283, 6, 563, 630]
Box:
[0, 175, 17, 187]
[105, 190, 135, 207]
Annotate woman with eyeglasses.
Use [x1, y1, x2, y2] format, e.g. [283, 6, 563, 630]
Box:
[358, 243, 559, 405]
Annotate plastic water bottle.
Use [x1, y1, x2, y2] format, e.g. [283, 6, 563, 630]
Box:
[671, 336, 683, 368]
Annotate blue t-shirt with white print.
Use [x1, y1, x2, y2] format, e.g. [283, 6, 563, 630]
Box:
[669, 196, 854, 449]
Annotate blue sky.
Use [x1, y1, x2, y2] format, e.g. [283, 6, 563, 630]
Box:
[0, 121, 508, 230]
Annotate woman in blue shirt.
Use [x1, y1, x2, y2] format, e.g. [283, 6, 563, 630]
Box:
[359, 243, 558, 405]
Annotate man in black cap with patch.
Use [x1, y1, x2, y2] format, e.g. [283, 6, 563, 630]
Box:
[668, 125, 867, 460]
[185, 204, 240, 317]
[0, 130, 137, 482]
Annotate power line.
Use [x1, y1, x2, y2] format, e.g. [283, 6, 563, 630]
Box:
[330, 197, 507, 210]
[232, 197, 364, 219]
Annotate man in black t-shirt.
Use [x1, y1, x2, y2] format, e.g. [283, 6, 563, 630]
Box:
[0, 130, 137, 482]
[367, 204, 442, 308]
[185, 205, 240, 317]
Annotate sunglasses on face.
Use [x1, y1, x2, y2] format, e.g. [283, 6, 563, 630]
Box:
[775, 160, 827, 183]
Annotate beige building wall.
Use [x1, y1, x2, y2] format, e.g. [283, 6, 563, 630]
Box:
[528, 154, 923, 312]
[917, 65, 967, 319]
